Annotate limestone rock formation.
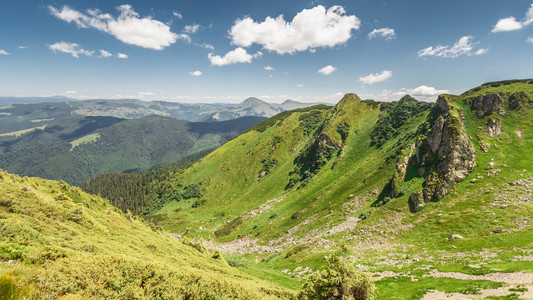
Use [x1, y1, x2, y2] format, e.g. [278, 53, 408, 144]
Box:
[408, 95, 477, 209]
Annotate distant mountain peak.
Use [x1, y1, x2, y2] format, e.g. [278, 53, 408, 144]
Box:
[237, 97, 268, 107]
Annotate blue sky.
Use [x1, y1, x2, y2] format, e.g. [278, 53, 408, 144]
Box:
[1, 0, 532, 103]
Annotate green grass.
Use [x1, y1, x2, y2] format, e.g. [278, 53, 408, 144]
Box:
[0, 170, 294, 299]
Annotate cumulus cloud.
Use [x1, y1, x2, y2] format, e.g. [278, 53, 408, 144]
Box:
[397, 86, 449, 97]
[264, 65, 274, 71]
[296, 84, 304, 88]
[491, 3, 533, 32]
[64, 90, 77, 94]
[184, 24, 200, 33]
[368, 27, 396, 40]
[318, 65, 337, 75]
[117, 53, 128, 59]
[528, 37, 533, 43]
[0, 49, 9, 55]
[189, 70, 202, 76]
[359, 70, 392, 85]
[208, 47, 261, 66]
[49, 5, 180, 50]
[229, 5, 360, 54]
[492, 17, 523, 32]
[48, 42, 94, 58]
[99, 49, 112, 57]
[18, 46, 27, 49]
[417, 36, 486, 58]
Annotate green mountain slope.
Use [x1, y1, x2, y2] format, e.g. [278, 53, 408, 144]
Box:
[0, 115, 264, 185]
[0, 170, 293, 299]
[140, 80, 533, 299]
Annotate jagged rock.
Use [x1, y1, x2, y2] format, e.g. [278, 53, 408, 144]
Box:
[448, 234, 464, 240]
[409, 191, 424, 212]
[411, 95, 477, 204]
[469, 93, 505, 117]
[487, 117, 502, 137]
[426, 115, 445, 153]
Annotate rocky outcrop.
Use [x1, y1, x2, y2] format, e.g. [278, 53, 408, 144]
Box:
[466, 93, 509, 137]
[409, 191, 424, 212]
[469, 93, 505, 117]
[509, 92, 533, 111]
[410, 95, 477, 207]
[487, 116, 502, 137]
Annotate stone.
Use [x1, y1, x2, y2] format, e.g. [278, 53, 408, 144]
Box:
[448, 234, 464, 240]
[409, 191, 425, 212]
[470, 93, 505, 117]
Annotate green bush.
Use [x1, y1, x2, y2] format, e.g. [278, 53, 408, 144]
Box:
[299, 256, 376, 300]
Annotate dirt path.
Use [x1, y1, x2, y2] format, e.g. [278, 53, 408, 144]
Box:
[422, 284, 533, 299]
[425, 270, 533, 285]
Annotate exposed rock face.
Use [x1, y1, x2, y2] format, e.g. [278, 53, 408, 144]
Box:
[487, 117, 502, 137]
[411, 95, 477, 206]
[409, 191, 424, 212]
[470, 93, 505, 117]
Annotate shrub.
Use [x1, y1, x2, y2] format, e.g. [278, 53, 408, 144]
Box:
[358, 211, 370, 220]
[299, 256, 376, 300]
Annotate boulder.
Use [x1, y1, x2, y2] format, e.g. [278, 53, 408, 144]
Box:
[409, 191, 425, 212]
[448, 234, 464, 240]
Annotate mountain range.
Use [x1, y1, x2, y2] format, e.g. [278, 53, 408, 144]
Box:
[1, 80, 532, 299]
[82, 79, 533, 299]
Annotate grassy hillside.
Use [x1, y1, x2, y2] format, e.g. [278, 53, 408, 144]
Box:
[142, 81, 533, 299]
[0, 115, 264, 185]
[0, 170, 293, 299]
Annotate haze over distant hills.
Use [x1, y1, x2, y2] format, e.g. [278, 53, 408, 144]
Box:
[0, 96, 325, 124]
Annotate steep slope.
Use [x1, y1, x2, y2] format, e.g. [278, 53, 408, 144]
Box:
[140, 80, 533, 299]
[0, 170, 293, 299]
[0, 115, 264, 185]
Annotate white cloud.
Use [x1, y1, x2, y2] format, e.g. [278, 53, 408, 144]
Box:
[49, 5, 179, 50]
[99, 49, 112, 57]
[48, 42, 94, 58]
[368, 27, 396, 40]
[196, 43, 214, 50]
[417, 36, 486, 58]
[173, 11, 183, 19]
[491, 17, 523, 32]
[65, 90, 77, 94]
[474, 48, 489, 55]
[264, 65, 274, 71]
[318, 65, 337, 75]
[230, 5, 360, 54]
[208, 47, 261, 66]
[268, 74, 272, 78]
[491, 4, 533, 32]
[359, 70, 392, 85]
[398, 86, 449, 97]
[189, 70, 202, 76]
[184, 24, 200, 33]
[296, 84, 304, 88]
[18, 46, 27, 49]
[138, 92, 154, 96]
[117, 53, 128, 59]
[526, 4, 533, 25]
[527, 37, 533, 43]
[0, 49, 9, 55]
